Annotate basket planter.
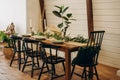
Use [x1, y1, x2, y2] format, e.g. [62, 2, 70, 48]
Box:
[3, 46, 13, 59]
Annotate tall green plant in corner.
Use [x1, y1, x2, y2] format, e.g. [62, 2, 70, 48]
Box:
[52, 5, 76, 37]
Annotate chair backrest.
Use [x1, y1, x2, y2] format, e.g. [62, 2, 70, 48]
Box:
[10, 35, 23, 51]
[87, 30, 105, 49]
[73, 31, 105, 66]
[39, 42, 61, 63]
[23, 38, 40, 56]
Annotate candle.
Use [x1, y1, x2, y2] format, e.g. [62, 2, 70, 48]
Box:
[44, 19, 46, 29]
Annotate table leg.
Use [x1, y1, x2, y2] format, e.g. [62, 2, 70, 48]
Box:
[18, 40, 21, 70]
[65, 50, 71, 80]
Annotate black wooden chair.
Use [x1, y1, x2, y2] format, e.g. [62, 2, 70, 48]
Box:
[10, 35, 25, 70]
[38, 43, 66, 80]
[71, 31, 105, 80]
[22, 38, 41, 77]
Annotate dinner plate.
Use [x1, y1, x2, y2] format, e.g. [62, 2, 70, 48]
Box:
[52, 40, 64, 44]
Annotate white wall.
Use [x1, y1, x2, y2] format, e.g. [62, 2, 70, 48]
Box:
[0, 0, 26, 34]
[92, 0, 120, 68]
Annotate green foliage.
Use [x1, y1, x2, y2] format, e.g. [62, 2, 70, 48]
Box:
[45, 32, 52, 38]
[52, 5, 76, 37]
[63, 35, 88, 43]
[51, 33, 63, 40]
[35, 31, 88, 43]
[63, 35, 73, 42]
[37, 31, 45, 36]
[0, 31, 11, 47]
[71, 35, 88, 43]
[0, 31, 9, 42]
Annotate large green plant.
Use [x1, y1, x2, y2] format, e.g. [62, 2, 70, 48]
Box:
[52, 5, 76, 37]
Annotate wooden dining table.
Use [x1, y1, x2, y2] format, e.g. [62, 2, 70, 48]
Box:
[20, 35, 89, 80]
[40, 39, 86, 80]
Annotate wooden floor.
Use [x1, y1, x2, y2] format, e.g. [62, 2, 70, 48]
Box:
[0, 48, 120, 80]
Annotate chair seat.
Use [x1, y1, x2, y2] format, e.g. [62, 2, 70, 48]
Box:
[72, 57, 96, 67]
[26, 51, 41, 57]
[38, 43, 66, 80]
[46, 56, 65, 64]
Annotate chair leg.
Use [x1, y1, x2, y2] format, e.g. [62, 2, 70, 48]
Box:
[31, 57, 35, 77]
[82, 67, 87, 80]
[53, 64, 56, 75]
[84, 68, 87, 80]
[62, 62, 65, 72]
[94, 66, 99, 80]
[51, 64, 54, 80]
[10, 51, 16, 66]
[38, 62, 45, 80]
[46, 63, 50, 71]
[22, 56, 28, 72]
[71, 64, 76, 79]
[81, 68, 85, 78]
[18, 52, 21, 70]
[36, 57, 40, 67]
[88, 67, 94, 80]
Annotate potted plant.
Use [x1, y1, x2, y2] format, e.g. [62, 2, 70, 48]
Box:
[52, 5, 76, 37]
[0, 31, 13, 59]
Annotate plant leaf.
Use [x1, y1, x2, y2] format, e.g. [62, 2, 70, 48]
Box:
[54, 5, 61, 9]
[67, 13, 72, 18]
[62, 6, 69, 13]
[55, 5, 62, 13]
[57, 23, 63, 28]
[62, 16, 68, 21]
[52, 11, 61, 18]
[65, 21, 71, 24]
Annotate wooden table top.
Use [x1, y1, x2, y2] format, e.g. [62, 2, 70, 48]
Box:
[41, 39, 87, 52]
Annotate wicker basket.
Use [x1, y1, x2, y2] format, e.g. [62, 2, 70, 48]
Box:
[3, 46, 13, 59]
